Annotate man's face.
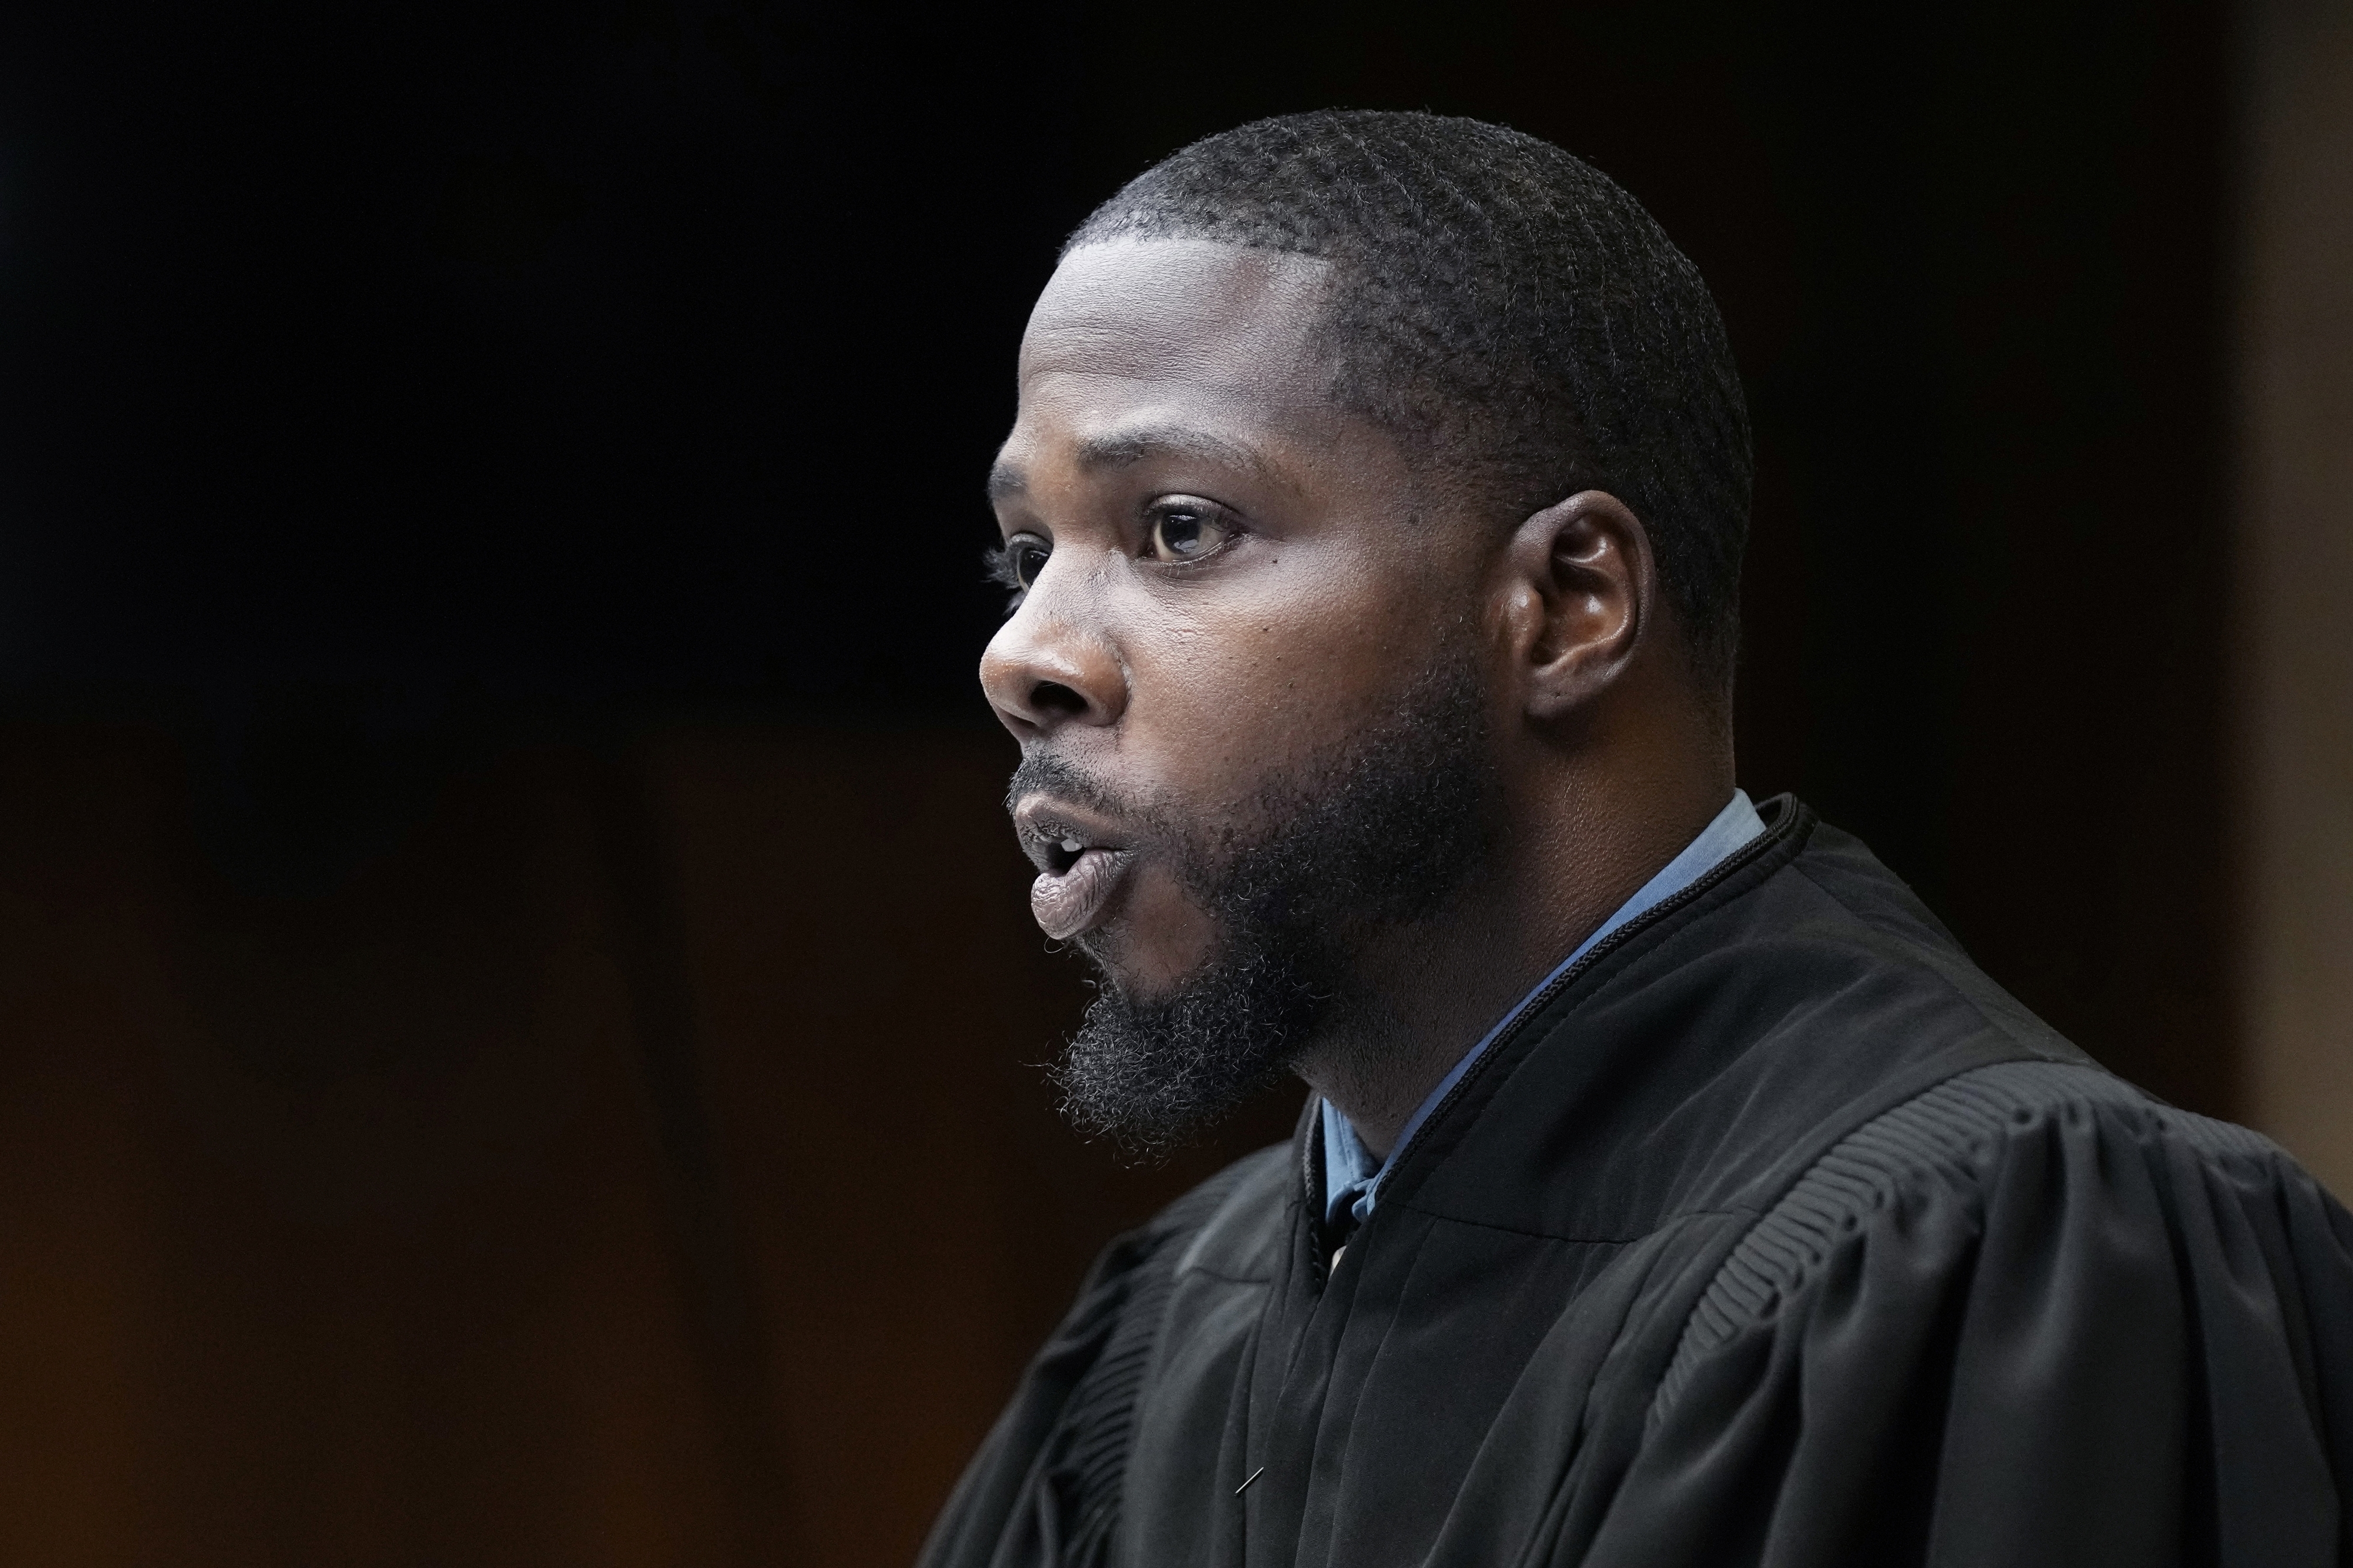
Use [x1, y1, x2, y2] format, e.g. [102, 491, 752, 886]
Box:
[981, 240, 1499, 1145]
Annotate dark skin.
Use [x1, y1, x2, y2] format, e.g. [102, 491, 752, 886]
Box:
[981, 239, 1735, 1156]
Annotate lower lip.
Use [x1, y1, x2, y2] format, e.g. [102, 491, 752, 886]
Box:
[1031, 848, 1131, 940]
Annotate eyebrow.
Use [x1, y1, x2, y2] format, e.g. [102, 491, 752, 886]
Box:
[986, 422, 1270, 505]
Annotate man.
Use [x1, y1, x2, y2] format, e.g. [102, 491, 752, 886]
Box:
[925, 111, 2353, 1567]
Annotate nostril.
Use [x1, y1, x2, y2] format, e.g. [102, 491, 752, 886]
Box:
[1031, 679, 1089, 719]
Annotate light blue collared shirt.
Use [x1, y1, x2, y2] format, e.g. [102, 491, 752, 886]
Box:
[1321, 789, 1767, 1227]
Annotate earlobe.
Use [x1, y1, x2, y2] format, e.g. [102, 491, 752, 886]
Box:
[1499, 490, 1652, 723]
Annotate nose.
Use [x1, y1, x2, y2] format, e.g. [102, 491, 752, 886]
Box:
[978, 569, 1127, 738]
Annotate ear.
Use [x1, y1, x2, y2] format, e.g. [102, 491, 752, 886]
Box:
[1495, 489, 1657, 722]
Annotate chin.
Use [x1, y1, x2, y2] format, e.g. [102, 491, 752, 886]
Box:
[1075, 932, 1181, 1000]
[1075, 910, 1218, 995]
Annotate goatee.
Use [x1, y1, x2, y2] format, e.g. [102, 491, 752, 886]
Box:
[1021, 653, 1496, 1159]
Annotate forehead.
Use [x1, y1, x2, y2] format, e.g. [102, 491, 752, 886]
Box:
[1019, 239, 1334, 387]
[1000, 241, 1350, 481]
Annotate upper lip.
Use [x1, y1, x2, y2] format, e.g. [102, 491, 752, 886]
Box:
[1011, 795, 1131, 876]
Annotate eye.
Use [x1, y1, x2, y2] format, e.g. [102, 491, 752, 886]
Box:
[1011, 538, 1051, 588]
[985, 533, 1052, 598]
[1146, 501, 1233, 564]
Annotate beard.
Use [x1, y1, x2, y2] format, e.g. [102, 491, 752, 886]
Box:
[1012, 650, 1497, 1159]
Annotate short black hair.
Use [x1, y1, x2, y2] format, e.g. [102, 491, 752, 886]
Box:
[1065, 109, 1752, 692]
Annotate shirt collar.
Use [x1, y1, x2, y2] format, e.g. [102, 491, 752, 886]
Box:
[1322, 789, 1767, 1226]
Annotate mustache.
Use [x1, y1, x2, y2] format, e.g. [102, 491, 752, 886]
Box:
[1005, 750, 1141, 823]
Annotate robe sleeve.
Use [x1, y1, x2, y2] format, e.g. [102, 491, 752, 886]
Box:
[918, 1152, 1262, 1568]
[1588, 1062, 2353, 1568]
[914, 1222, 1151, 1568]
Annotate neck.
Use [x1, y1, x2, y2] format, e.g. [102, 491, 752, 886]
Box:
[1296, 727, 1734, 1160]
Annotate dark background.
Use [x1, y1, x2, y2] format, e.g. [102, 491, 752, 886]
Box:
[0, 2, 2232, 1563]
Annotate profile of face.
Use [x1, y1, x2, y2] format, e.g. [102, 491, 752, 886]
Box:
[981, 240, 1504, 1153]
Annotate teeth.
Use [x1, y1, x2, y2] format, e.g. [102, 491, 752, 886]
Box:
[1060, 838, 1084, 854]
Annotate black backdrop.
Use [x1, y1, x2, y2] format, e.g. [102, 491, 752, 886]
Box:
[0, 0, 2232, 1103]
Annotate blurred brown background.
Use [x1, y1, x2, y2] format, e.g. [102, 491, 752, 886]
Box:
[0, 0, 2347, 1562]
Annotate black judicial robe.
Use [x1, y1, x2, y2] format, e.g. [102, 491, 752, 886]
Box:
[922, 798, 2353, 1568]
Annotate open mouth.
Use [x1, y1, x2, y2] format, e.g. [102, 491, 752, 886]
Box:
[1030, 839, 1132, 941]
[1015, 808, 1136, 941]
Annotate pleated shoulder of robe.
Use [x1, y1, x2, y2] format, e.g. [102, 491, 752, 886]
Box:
[921, 796, 2353, 1568]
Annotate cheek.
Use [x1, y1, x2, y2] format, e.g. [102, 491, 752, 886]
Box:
[1121, 549, 1446, 788]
